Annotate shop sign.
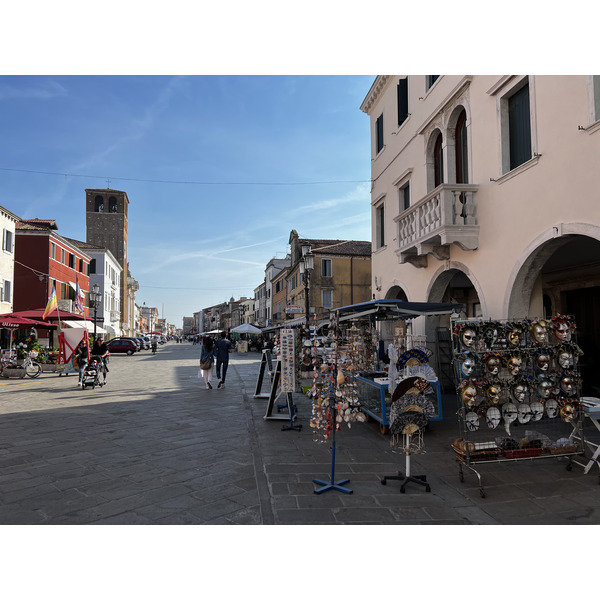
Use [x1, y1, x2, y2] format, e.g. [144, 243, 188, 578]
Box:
[286, 305, 302, 314]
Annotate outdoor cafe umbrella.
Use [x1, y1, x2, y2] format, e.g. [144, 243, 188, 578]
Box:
[3, 308, 89, 321]
[231, 323, 262, 334]
[0, 315, 58, 329]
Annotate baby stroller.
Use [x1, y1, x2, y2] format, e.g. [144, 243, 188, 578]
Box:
[81, 356, 104, 390]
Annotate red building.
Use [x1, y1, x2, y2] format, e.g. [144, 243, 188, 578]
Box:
[14, 219, 91, 317]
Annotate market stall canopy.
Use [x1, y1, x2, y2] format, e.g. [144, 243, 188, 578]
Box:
[62, 320, 108, 335]
[0, 315, 57, 329]
[5, 308, 89, 321]
[231, 323, 262, 334]
[334, 299, 464, 322]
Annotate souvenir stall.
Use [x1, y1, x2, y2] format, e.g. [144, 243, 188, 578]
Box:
[329, 300, 460, 433]
[451, 315, 594, 498]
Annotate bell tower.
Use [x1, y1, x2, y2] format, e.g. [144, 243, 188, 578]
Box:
[85, 188, 129, 332]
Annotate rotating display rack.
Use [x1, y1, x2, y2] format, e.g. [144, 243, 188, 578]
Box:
[451, 316, 591, 498]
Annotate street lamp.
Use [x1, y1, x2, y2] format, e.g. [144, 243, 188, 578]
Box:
[298, 244, 314, 327]
[90, 283, 101, 341]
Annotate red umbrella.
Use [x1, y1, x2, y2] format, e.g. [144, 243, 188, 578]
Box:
[0, 315, 57, 329]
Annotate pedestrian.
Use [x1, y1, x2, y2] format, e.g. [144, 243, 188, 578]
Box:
[91, 335, 110, 385]
[199, 336, 215, 389]
[214, 331, 233, 388]
[74, 338, 89, 387]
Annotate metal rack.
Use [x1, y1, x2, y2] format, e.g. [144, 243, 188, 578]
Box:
[451, 316, 593, 498]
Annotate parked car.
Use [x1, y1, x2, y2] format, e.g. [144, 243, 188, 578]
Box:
[105, 339, 138, 355]
[109, 337, 141, 351]
[135, 336, 149, 349]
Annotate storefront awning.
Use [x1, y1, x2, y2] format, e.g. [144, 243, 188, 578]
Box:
[62, 320, 108, 335]
[334, 299, 464, 322]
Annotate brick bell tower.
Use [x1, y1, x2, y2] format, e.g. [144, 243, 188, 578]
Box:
[85, 188, 129, 333]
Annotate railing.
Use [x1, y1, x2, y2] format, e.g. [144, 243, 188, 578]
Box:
[394, 184, 479, 265]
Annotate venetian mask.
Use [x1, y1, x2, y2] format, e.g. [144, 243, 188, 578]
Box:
[507, 356, 523, 376]
[465, 411, 480, 431]
[554, 321, 571, 342]
[484, 355, 501, 375]
[485, 384, 502, 404]
[460, 356, 476, 377]
[517, 403, 532, 424]
[560, 404, 576, 423]
[560, 374, 577, 396]
[530, 401, 544, 421]
[536, 353, 550, 371]
[461, 328, 477, 348]
[531, 321, 548, 344]
[486, 407, 501, 429]
[511, 383, 528, 403]
[557, 352, 573, 370]
[483, 328, 498, 348]
[507, 329, 522, 347]
[545, 399, 559, 418]
[536, 380, 552, 399]
[502, 402, 518, 435]
[461, 384, 477, 408]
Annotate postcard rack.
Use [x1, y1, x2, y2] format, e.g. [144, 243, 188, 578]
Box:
[451, 316, 588, 498]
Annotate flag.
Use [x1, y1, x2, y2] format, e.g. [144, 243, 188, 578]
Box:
[43, 284, 58, 320]
[74, 276, 84, 314]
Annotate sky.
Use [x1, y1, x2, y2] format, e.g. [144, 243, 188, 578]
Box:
[0, 74, 374, 325]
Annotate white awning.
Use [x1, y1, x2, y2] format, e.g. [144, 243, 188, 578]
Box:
[103, 324, 121, 336]
[62, 320, 108, 335]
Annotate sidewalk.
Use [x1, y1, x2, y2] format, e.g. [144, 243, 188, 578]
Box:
[0, 343, 599, 525]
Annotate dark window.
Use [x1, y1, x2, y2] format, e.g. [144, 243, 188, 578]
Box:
[433, 132, 444, 187]
[508, 83, 532, 170]
[376, 204, 385, 248]
[455, 110, 468, 184]
[69, 253, 75, 269]
[109, 197, 118, 213]
[426, 75, 439, 91]
[397, 78, 408, 127]
[400, 182, 410, 211]
[94, 196, 104, 212]
[90, 258, 96, 274]
[376, 114, 384, 153]
[321, 259, 332, 277]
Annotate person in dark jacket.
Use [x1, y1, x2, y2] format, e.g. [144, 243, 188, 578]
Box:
[200, 336, 215, 389]
[74, 339, 89, 387]
[214, 331, 233, 388]
[91, 336, 110, 384]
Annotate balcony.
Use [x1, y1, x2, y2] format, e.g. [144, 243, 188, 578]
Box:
[394, 183, 479, 268]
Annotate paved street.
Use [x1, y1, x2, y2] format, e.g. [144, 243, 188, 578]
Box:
[1, 341, 599, 525]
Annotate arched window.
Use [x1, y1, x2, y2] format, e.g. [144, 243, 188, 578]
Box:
[94, 196, 104, 212]
[109, 197, 118, 213]
[455, 110, 468, 184]
[433, 132, 444, 187]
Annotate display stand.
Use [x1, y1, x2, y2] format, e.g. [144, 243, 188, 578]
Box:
[452, 316, 588, 498]
[254, 349, 274, 399]
[570, 397, 600, 479]
[381, 431, 430, 493]
[313, 404, 352, 494]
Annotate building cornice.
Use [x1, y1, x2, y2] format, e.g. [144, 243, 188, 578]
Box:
[360, 76, 392, 114]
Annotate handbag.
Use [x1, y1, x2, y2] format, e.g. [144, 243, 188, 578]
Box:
[200, 358, 212, 370]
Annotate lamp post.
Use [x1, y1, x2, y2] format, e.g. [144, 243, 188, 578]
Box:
[90, 283, 101, 342]
[298, 243, 314, 328]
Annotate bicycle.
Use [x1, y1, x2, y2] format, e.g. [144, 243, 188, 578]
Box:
[22, 353, 42, 378]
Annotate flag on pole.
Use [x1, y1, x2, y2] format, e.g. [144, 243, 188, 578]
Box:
[43, 284, 58, 320]
[74, 276, 84, 314]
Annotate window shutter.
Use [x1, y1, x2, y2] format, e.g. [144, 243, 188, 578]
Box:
[509, 84, 532, 170]
[4, 280, 11, 303]
[397, 78, 408, 126]
[376, 114, 384, 153]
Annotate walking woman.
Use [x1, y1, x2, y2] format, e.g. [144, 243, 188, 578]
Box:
[200, 336, 215, 389]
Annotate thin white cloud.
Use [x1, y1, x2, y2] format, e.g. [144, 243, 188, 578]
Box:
[0, 80, 67, 100]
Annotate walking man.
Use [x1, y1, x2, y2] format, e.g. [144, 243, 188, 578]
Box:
[214, 331, 233, 388]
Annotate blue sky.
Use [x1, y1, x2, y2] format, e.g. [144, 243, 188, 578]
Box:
[0, 75, 374, 325]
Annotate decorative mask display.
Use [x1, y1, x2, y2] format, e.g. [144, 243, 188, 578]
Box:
[465, 411, 480, 431]
[560, 404, 576, 423]
[511, 381, 529, 403]
[559, 373, 578, 397]
[483, 353, 502, 376]
[458, 354, 477, 377]
[536, 379, 553, 399]
[535, 352, 551, 372]
[556, 351, 573, 370]
[480, 323, 501, 349]
[459, 381, 478, 408]
[545, 398, 559, 418]
[486, 406, 501, 429]
[530, 320, 548, 344]
[502, 402, 518, 435]
[505, 323, 526, 347]
[552, 315, 573, 342]
[530, 401, 544, 421]
[461, 327, 477, 349]
[506, 353, 524, 376]
[485, 383, 502, 404]
[517, 403, 532, 424]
